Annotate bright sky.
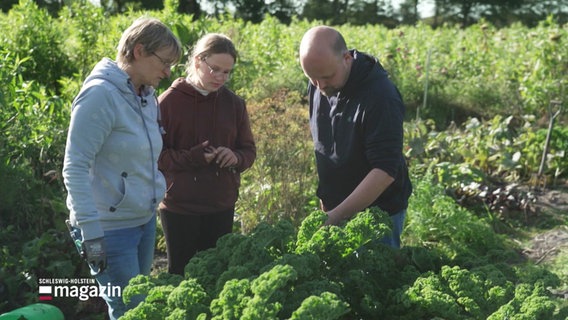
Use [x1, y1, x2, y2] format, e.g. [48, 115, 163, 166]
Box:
[392, 0, 435, 18]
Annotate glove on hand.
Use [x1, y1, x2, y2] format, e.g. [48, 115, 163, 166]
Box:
[82, 237, 107, 273]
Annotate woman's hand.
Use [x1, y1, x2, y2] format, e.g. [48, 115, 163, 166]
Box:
[214, 146, 238, 168]
[203, 143, 217, 164]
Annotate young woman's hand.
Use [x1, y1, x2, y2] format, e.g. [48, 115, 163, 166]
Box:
[214, 146, 238, 168]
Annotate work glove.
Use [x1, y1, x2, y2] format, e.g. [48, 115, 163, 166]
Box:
[82, 237, 107, 274]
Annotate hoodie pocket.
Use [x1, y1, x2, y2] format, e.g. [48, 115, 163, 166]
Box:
[108, 171, 131, 212]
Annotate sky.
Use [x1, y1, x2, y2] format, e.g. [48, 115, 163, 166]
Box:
[392, 0, 436, 18]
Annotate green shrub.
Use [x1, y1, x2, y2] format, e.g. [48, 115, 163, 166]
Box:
[0, 0, 76, 93]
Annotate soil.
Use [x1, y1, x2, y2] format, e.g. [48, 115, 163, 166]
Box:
[152, 251, 168, 274]
[517, 183, 568, 299]
[520, 185, 568, 263]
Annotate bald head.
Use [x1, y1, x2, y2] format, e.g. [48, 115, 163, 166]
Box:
[299, 26, 352, 97]
[299, 26, 347, 62]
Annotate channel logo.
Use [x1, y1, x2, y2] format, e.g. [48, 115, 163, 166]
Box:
[37, 283, 121, 301]
[38, 286, 53, 301]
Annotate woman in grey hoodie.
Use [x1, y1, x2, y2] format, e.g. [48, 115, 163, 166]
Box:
[62, 17, 181, 319]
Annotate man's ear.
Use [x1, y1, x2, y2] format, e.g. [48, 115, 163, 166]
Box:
[343, 50, 353, 65]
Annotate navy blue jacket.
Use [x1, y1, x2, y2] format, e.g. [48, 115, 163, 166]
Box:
[308, 50, 412, 215]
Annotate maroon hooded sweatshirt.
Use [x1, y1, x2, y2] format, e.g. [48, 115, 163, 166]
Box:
[157, 77, 256, 214]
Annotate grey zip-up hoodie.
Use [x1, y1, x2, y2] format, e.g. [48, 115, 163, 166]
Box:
[63, 58, 166, 241]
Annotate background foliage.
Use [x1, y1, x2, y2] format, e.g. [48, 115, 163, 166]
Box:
[0, 1, 566, 318]
[2, 0, 567, 28]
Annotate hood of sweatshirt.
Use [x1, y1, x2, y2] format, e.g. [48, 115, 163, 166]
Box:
[83, 57, 156, 102]
[169, 77, 220, 101]
[340, 50, 387, 98]
[168, 77, 221, 145]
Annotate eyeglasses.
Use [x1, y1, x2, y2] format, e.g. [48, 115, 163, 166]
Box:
[202, 59, 231, 80]
[151, 52, 173, 69]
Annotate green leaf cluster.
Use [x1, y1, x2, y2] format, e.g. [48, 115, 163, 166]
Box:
[405, 115, 568, 188]
[488, 283, 558, 320]
[392, 265, 515, 319]
[122, 273, 210, 319]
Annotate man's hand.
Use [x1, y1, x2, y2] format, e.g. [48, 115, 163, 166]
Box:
[324, 211, 344, 226]
[82, 237, 107, 273]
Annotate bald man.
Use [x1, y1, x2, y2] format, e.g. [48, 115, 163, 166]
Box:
[299, 26, 412, 248]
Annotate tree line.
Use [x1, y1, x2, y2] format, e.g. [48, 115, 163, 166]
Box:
[2, 0, 567, 28]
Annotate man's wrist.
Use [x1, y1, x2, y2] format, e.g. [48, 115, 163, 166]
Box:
[326, 210, 344, 225]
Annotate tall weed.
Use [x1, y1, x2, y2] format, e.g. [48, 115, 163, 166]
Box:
[0, 48, 67, 232]
[238, 90, 316, 233]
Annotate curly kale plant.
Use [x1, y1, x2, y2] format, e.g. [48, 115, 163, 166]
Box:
[185, 219, 296, 296]
[120, 206, 567, 319]
[121, 275, 208, 319]
[487, 282, 558, 320]
[289, 291, 350, 320]
[295, 208, 392, 264]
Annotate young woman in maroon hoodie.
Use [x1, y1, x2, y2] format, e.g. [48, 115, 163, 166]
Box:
[157, 33, 256, 275]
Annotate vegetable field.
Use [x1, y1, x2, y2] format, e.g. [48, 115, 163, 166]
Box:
[1, 0, 567, 319]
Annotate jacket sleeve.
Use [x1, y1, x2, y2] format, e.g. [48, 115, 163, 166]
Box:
[158, 146, 208, 172]
[363, 91, 405, 179]
[62, 84, 112, 241]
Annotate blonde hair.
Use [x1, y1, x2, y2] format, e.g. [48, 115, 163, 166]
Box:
[116, 17, 182, 65]
[185, 33, 238, 76]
